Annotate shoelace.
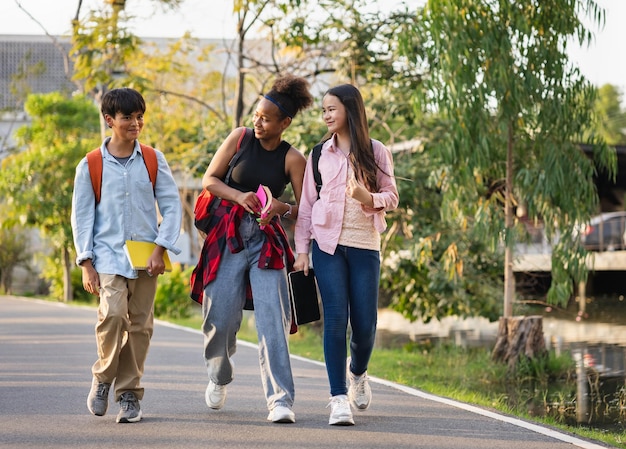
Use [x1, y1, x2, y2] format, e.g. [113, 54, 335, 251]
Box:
[96, 383, 110, 399]
[353, 375, 368, 394]
[327, 397, 349, 410]
[120, 394, 137, 411]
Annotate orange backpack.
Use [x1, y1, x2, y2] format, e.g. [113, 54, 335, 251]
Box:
[86, 144, 158, 204]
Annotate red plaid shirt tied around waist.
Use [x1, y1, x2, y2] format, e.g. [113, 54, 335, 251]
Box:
[189, 199, 297, 332]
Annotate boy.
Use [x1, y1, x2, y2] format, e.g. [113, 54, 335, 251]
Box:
[71, 87, 182, 423]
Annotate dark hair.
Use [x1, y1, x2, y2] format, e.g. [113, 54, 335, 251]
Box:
[101, 88, 146, 118]
[323, 84, 379, 192]
[263, 74, 313, 119]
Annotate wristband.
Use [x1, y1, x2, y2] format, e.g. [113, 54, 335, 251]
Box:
[282, 203, 292, 218]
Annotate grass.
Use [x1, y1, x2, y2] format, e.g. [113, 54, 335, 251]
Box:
[168, 309, 626, 448]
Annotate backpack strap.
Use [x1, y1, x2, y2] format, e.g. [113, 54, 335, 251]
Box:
[202, 127, 254, 219]
[225, 127, 253, 184]
[86, 149, 104, 204]
[311, 142, 324, 200]
[86, 144, 159, 204]
[310, 138, 374, 200]
[139, 143, 158, 193]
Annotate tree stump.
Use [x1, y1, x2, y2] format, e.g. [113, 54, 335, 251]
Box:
[491, 315, 547, 368]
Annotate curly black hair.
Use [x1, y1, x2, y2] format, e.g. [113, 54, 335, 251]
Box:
[264, 74, 314, 119]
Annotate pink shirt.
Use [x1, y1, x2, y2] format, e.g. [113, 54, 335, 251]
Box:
[294, 136, 399, 255]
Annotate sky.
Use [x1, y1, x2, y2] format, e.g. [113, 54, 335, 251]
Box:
[1, 0, 624, 99]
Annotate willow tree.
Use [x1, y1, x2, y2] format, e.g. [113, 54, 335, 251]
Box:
[401, 0, 616, 363]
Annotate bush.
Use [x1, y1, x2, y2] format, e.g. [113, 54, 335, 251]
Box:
[154, 264, 193, 319]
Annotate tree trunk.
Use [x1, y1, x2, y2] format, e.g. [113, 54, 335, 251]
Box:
[503, 121, 514, 317]
[63, 246, 73, 302]
[492, 315, 547, 368]
[1, 269, 12, 295]
[234, 16, 246, 128]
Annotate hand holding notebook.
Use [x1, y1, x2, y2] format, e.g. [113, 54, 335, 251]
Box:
[288, 269, 321, 325]
[124, 241, 172, 272]
[255, 184, 273, 229]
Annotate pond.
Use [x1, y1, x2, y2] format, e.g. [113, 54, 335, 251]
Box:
[375, 292, 626, 428]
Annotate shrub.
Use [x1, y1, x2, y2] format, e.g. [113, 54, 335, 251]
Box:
[154, 264, 193, 319]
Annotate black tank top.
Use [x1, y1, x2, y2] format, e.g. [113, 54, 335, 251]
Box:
[229, 136, 291, 198]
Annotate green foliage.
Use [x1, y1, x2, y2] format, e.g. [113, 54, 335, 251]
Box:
[127, 38, 232, 176]
[398, 0, 616, 308]
[380, 145, 503, 323]
[0, 227, 32, 294]
[41, 258, 93, 303]
[0, 92, 100, 301]
[71, 9, 141, 92]
[589, 84, 626, 145]
[370, 342, 581, 426]
[1, 92, 99, 236]
[154, 265, 194, 319]
[514, 352, 575, 387]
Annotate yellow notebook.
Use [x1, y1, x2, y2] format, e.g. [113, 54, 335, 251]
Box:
[123, 241, 172, 272]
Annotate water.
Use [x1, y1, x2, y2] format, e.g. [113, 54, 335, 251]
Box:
[375, 293, 626, 427]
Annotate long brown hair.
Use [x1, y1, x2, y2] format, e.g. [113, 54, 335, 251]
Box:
[322, 84, 379, 192]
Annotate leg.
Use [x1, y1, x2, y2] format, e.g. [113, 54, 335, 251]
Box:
[347, 247, 380, 376]
[87, 274, 132, 417]
[202, 246, 247, 386]
[92, 274, 131, 384]
[114, 271, 157, 401]
[345, 247, 379, 411]
[312, 241, 350, 397]
[249, 263, 294, 410]
[243, 215, 294, 412]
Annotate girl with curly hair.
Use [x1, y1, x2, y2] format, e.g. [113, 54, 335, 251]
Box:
[192, 74, 313, 423]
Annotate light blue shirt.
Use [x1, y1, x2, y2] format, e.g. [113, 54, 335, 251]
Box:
[71, 138, 182, 278]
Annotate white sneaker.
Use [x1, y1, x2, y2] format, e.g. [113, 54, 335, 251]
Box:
[348, 369, 372, 410]
[327, 395, 354, 426]
[205, 380, 227, 410]
[267, 405, 295, 423]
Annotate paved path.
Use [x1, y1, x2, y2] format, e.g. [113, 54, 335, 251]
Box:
[0, 296, 611, 449]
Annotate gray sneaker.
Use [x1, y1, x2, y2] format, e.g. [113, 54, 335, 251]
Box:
[116, 391, 142, 423]
[348, 370, 372, 410]
[347, 357, 372, 410]
[87, 378, 111, 416]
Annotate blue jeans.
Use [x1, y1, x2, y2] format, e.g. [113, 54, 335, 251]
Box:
[202, 213, 294, 410]
[312, 240, 380, 397]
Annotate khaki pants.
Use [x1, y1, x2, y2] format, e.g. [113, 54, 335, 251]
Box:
[92, 272, 157, 401]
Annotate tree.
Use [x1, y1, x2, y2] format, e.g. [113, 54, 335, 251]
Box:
[591, 84, 626, 146]
[70, 0, 184, 137]
[0, 227, 32, 294]
[270, 0, 506, 320]
[0, 93, 100, 301]
[379, 143, 504, 323]
[399, 0, 616, 364]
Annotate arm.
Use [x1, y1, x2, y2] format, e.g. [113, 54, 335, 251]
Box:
[146, 244, 167, 276]
[79, 259, 100, 295]
[71, 158, 100, 294]
[153, 150, 183, 256]
[71, 158, 97, 265]
[364, 141, 399, 213]
[203, 127, 261, 214]
[293, 152, 318, 274]
[258, 146, 306, 227]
